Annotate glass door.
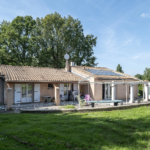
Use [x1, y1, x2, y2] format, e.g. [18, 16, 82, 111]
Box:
[105, 84, 108, 99]
[27, 84, 33, 102]
[22, 84, 27, 103]
[64, 84, 68, 100]
[21, 84, 33, 103]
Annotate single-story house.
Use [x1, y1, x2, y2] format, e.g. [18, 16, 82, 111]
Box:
[0, 61, 149, 109]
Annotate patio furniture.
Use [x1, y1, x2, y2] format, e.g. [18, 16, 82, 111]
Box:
[47, 97, 52, 103]
[72, 91, 78, 101]
[60, 94, 65, 101]
[85, 94, 93, 104]
[78, 95, 86, 108]
[88, 100, 123, 107]
[42, 96, 51, 103]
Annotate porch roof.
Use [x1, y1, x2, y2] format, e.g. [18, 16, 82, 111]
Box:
[0, 65, 83, 82]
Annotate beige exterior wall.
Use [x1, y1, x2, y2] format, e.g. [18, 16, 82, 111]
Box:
[0, 78, 3, 105]
[4, 83, 55, 104]
[115, 84, 138, 100]
[81, 84, 88, 95]
[94, 79, 102, 100]
[81, 78, 102, 100]
[40, 83, 54, 102]
[4, 82, 14, 105]
[85, 79, 139, 100]
[116, 84, 129, 99]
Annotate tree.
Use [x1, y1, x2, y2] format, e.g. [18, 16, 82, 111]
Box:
[144, 68, 150, 81]
[0, 21, 10, 64]
[36, 12, 98, 68]
[116, 64, 124, 73]
[135, 74, 144, 96]
[0, 16, 37, 66]
[0, 13, 98, 68]
[135, 74, 144, 80]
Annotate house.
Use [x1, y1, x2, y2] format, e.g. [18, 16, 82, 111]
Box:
[0, 61, 149, 109]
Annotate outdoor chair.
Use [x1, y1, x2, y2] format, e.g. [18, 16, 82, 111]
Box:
[78, 95, 86, 108]
[85, 94, 93, 105]
[72, 91, 78, 101]
[60, 94, 65, 101]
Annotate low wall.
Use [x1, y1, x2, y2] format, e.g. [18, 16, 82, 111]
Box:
[20, 102, 150, 113]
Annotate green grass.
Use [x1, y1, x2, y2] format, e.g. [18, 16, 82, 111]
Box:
[60, 105, 76, 109]
[1, 107, 150, 150]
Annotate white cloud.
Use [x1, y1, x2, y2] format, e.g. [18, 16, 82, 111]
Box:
[132, 54, 141, 60]
[140, 13, 150, 18]
[131, 52, 150, 60]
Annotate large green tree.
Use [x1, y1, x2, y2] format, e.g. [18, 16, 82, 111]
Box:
[144, 68, 150, 81]
[0, 16, 37, 66]
[116, 64, 124, 73]
[135, 74, 144, 96]
[35, 12, 97, 68]
[0, 13, 97, 68]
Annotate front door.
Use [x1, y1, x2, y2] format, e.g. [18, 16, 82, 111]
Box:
[21, 84, 33, 103]
[102, 84, 111, 99]
[27, 84, 33, 102]
[22, 84, 27, 103]
[102, 84, 105, 99]
[60, 84, 69, 100]
[15, 84, 33, 103]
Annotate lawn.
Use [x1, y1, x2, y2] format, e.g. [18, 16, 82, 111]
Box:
[1, 107, 150, 150]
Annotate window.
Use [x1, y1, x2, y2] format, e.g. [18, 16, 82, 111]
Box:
[48, 84, 54, 89]
[64, 84, 68, 95]
[22, 84, 26, 98]
[28, 84, 33, 97]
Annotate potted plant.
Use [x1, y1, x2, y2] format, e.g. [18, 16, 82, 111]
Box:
[136, 99, 141, 103]
[51, 97, 55, 102]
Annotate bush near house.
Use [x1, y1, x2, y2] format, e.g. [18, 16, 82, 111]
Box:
[1, 107, 150, 149]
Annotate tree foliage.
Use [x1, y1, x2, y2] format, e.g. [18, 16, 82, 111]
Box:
[0, 16, 37, 66]
[135, 74, 144, 80]
[143, 68, 150, 81]
[0, 13, 97, 68]
[116, 64, 124, 73]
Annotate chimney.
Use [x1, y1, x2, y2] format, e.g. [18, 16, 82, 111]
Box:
[65, 60, 70, 72]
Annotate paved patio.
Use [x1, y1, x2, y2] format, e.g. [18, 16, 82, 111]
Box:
[1, 98, 149, 114]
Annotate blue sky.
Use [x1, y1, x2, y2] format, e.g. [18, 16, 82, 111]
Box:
[0, 0, 150, 76]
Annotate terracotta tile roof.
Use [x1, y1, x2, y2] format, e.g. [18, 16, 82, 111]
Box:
[71, 66, 139, 81]
[0, 65, 83, 82]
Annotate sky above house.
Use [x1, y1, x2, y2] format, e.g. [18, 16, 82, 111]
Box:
[0, 0, 150, 76]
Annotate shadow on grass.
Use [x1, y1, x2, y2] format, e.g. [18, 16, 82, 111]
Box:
[1, 107, 150, 149]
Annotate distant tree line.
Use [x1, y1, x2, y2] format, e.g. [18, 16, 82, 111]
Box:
[0, 12, 98, 68]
